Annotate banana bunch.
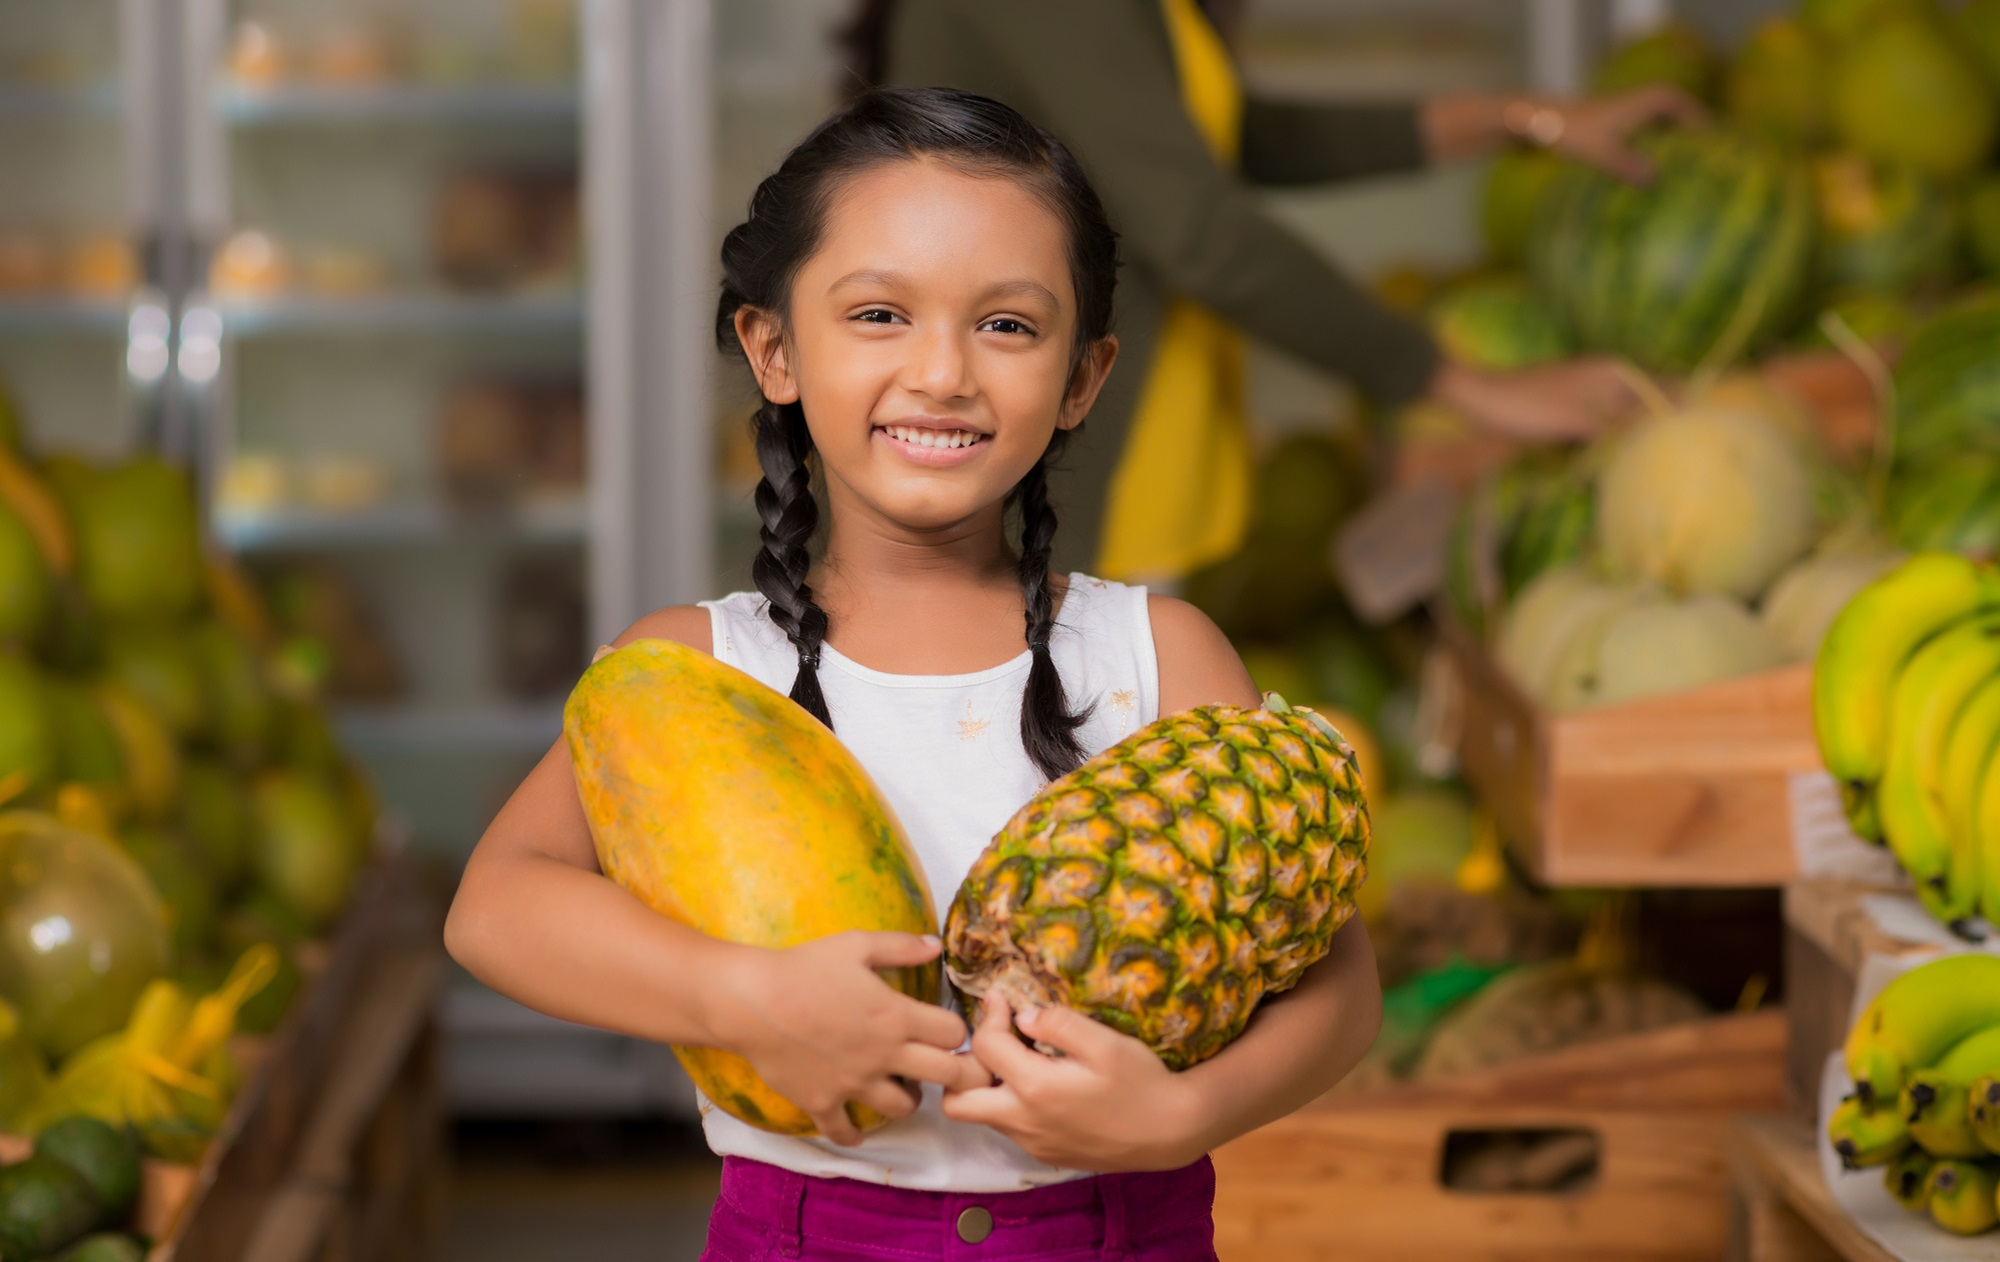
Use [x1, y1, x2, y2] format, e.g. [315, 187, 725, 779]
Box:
[1828, 954, 2000, 1236]
[1813, 552, 2000, 932]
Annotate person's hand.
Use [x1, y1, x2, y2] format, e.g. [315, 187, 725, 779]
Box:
[941, 994, 1208, 1172]
[1548, 84, 1708, 183]
[717, 931, 993, 1146]
[1429, 355, 1644, 443]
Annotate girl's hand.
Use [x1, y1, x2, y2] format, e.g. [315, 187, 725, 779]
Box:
[941, 994, 1208, 1172]
[1430, 355, 1642, 443]
[1548, 85, 1709, 184]
[719, 931, 993, 1146]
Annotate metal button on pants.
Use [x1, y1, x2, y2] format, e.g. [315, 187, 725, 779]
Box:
[955, 1205, 993, 1243]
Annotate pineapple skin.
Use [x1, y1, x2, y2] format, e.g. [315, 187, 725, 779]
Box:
[944, 699, 1370, 1071]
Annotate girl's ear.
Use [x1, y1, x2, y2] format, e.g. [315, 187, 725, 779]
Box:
[1057, 335, 1119, 432]
[734, 306, 800, 404]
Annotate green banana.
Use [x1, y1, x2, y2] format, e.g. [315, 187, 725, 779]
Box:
[1874, 615, 2000, 912]
[1828, 1094, 1913, 1168]
[1940, 675, 2000, 926]
[1925, 1159, 2000, 1235]
[1846, 954, 2000, 1107]
[1969, 1075, 2000, 1155]
[1814, 553, 2000, 839]
[1903, 1025, 2000, 1157]
[1982, 745, 2000, 927]
[1885, 1147, 1936, 1212]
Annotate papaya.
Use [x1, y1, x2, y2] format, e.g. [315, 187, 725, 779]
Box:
[564, 639, 938, 1137]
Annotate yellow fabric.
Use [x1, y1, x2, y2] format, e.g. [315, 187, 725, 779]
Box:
[1096, 0, 1253, 582]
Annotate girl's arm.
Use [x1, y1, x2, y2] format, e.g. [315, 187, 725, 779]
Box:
[941, 596, 1383, 1170]
[445, 607, 986, 1145]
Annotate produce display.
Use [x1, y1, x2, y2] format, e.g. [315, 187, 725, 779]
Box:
[1827, 953, 2000, 1236]
[1812, 552, 2000, 930]
[945, 695, 1369, 1071]
[0, 1116, 145, 1261]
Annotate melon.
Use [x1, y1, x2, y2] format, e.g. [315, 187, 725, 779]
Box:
[1530, 130, 1815, 374]
[1353, 790, 1475, 926]
[100, 624, 209, 740]
[1728, 17, 1832, 146]
[1888, 453, 2000, 560]
[1954, 0, 2000, 87]
[1803, 0, 1939, 44]
[1444, 451, 1593, 635]
[1794, 290, 1919, 351]
[1596, 405, 1816, 599]
[1831, 12, 1997, 180]
[1549, 591, 1781, 711]
[250, 770, 358, 931]
[1252, 431, 1354, 548]
[63, 458, 203, 625]
[1760, 547, 1904, 661]
[1494, 568, 1646, 705]
[565, 638, 938, 1137]
[1967, 176, 2000, 280]
[1892, 293, 2000, 467]
[1812, 153, 1960, 295]
[1428, 276, 1570, 371]
[1592, 22, 1717, 102]
[0, 656, 55, 794]
[1482, 150, 1564, 268]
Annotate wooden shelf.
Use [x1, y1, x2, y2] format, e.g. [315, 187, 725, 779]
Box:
[1730, 1115, 1898, 1262]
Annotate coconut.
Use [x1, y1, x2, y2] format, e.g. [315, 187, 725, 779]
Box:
[1495, 567, 1646, 705]
[1760, 546, 1904, 662]
[1550, 591, 1782, 711]
[1596, 405, 1816, 600]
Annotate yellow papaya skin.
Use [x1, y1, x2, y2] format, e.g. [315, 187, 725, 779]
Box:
[564, 638, 938, 1136]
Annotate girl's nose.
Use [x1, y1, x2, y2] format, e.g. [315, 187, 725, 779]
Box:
[905, 324, 973, 400]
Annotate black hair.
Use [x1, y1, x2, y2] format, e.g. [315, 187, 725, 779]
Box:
[716, 86, 1119, 781]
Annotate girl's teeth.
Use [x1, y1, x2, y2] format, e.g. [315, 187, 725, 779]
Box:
[885, 426, 979, 449]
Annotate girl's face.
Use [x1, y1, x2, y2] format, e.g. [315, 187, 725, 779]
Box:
[736, 158, 1116, 542]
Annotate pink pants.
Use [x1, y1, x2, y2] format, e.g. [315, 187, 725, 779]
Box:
[699, 1155, 1220, 1262]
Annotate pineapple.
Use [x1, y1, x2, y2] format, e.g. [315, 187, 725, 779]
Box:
[944, 695, 1370, 1070]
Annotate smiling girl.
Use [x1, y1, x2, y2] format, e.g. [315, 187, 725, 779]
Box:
[444, 88, 1382, 1261]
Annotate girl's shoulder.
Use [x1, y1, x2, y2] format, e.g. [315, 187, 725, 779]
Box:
[610, 604, 714, 655]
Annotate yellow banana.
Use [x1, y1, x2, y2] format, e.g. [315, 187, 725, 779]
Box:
[1939, 675, 2000, 925]
[0, 447, 72, 577]
[1925, 1159, 2000, 1235]
[1886, 1147, 1935, 1212]
[202, 552, 277, 651]
[1904, 1025, 2000, 1157]
[1982, 744, 2000, 927]
[1846, 954, 2000, 1108]
[1874, 615, 2000, 904]
[1815, 553, 2000, 839]
[1970, 1074, 2000, 1155]
[1828, 1094, 1912, 1168]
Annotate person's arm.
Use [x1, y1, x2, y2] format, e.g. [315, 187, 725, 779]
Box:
[444, 606, 989, 1146]
[948, 0, 1437, 406]
[1420, 86, 1708, 174]
[940, 596, 1383, 1170]
[1238, 98, 1427, 186]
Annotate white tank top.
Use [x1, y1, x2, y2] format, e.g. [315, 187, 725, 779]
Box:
[696, 574, 1159, 1192]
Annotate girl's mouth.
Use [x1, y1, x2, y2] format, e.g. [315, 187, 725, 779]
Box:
[874, 424, 989, 466]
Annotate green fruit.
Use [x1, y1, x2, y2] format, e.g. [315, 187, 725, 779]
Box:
[50, 1235, 146, 1262]
[1966, 175, 2000, 280]
[0, 814, 168, 1060]
[1183, 543, 1340, 642]
[34, 1116, 140, 1223]
[1727, 17, 1831, 146]
[189, 621, 274, 767]
[0, 997, 49, 1133]
[1892, 292, 2000, 468]
[118, 829, 218, 963]
[1252, 431, 1354, 548]
[1803, 0, 1938, 43]
[0, 505, 50, 647]
[0, 655, 56, 795]
[99, 623, 208, 740]
[218, 888, 313, 953]
[1237, 646, 1315, 706]
[251, 771, 358, 930]
[1592, 22, 1716, 101]
[64, 458, 203, 625]
[275, 701, 342, 777]
[1482, 150, 1564, 267]
[1888, 454, 2000, 559]
[1955, 0, 2000, 87]
[1530, 130, 1816, 374]
[1812, 153, 1960, 295]
[1831, 12, 1997, 180]
[43, 680, 121, 789]
[1794, 290, 1919, 350]
[179, 758, 250, 890]
[0, 1154, 100, 1259]
[1300, 625, 1395, 731]
[1428, 276, 1570, 371]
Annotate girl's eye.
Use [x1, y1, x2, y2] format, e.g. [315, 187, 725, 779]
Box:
[855, 309, 899, 324]
[982, 318, 1032, 335]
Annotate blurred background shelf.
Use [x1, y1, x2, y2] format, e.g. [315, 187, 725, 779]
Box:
[334, 702, 565, 754]
[0, 82, 121, 119]
[216, 82, 580, 127]
[0, 296, 130, 335]
[216, 291, 584, 338]
[214, 496, 589, 551]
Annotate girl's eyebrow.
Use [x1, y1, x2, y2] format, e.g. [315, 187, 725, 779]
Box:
[826, 269, 1059, 310]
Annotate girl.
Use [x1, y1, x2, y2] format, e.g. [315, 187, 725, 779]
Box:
[445, 87, 1382, 1260]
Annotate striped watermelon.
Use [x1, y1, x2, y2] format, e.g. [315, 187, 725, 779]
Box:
[1428, 276, 1571, 371]
[1891, 292, 2000, 468]
[1530, 130, 1816, 374]
[1812, 152, 1960, 295]
[1888, 453, 2000, 559]
[1443, 451, 1595, 635]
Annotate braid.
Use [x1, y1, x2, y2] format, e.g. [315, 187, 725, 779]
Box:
[749, 399, 834, 728]
[1016, 456, 1091, 781]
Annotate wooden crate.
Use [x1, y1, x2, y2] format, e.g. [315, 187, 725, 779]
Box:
[1213, 1009, 1789, 1262]
[1729, 1115, 1896, 1262]
[1781, 879, 1938, 1121]
[1445, 623, 1820, 888]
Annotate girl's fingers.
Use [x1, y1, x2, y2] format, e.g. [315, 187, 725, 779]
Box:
[856, 1079, 921, 1124]
[855, 930, 944, 969]
[1015, 1004, 1112, 1064]
[904, 1000, 973, 1050]
[892, 1043, 993, 1092]
[968, 995, 1046, 1082]
[813, 1103, 864, 1148]
[939, 1081, 1024, 1130]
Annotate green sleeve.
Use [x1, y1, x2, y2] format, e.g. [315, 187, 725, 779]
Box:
[1239, 99, 1428, 186]
[941, 0, 1440, 405]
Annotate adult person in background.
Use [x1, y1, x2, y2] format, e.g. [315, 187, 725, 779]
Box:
[841, 0, 1703, 581]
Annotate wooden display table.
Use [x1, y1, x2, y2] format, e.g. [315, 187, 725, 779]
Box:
[1213, 1009, 1788, 1261]
[1730, 1115, 1897, 1262]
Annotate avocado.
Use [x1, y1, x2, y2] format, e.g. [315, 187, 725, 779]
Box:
[34, 1117, 139, 1222]
[0, 1153, 100, 1259]
[50, 1233, 144, 1262]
